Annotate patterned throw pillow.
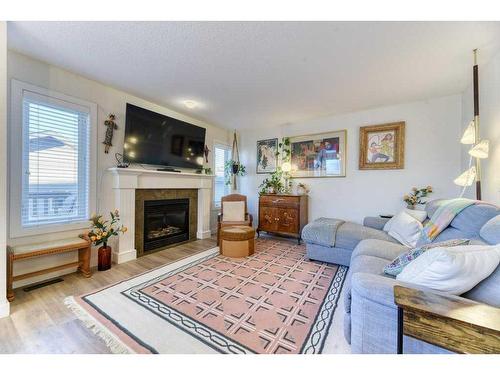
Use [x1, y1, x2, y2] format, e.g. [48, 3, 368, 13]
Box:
[383, 239, 471, 277]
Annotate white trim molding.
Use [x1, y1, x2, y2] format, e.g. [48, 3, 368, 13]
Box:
[0, 299, 9, 318]
[0, 21, 9, 317]
[110, 167, 214, 264]
[9, 79, 98, 238]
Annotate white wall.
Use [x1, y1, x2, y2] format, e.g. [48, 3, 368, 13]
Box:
[0, 22, 9, 317]
[239, 95, 463, 224]
[7, 50, 231, 287]
[461, 52, 500, 205]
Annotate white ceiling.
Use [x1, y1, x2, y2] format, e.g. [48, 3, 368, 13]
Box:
[7, 21, 500, 130]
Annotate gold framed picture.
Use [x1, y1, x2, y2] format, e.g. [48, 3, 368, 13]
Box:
[359, 122, 405, 170]
[289, 130, 346, 178]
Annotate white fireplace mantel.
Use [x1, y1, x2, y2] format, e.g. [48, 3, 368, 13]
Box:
[109, 167, 214, 264]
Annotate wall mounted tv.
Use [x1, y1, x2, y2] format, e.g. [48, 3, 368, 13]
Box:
[123, 103, 206, 169]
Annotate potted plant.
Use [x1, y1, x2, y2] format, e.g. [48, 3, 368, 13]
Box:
[259, 168, 285, 195]
[403, 186, 433, 209]
[296, 182, 310, 195]
[87, 210, 127, 271]
[196, 166, 212, 175]
[225, 160, 246, 185]
[258, 137, 293, 195]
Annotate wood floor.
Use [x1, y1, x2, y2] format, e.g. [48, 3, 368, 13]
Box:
[0, 238, 217, 354]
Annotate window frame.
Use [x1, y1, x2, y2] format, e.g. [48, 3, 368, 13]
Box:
[212, 140, 231, 209]
[9, 80, 97, 238]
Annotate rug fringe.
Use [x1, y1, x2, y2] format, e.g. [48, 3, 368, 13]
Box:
[64, 296, 134, 354]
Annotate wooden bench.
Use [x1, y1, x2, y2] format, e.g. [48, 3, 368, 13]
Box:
[6, 236, 92, 302]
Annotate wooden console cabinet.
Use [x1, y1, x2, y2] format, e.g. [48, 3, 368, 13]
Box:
[257, 194, 308, 244]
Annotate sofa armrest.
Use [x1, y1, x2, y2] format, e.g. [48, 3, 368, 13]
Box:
[351, 273, 400, 309]
[363, 216, 390, 230]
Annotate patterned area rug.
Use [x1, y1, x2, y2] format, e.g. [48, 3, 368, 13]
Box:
[66, 238, 347, 354]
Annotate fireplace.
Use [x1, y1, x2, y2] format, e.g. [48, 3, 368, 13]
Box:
[143, 198, 190, 252]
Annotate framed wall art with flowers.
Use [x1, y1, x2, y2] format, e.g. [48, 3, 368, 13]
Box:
[359, 122, 405, 170]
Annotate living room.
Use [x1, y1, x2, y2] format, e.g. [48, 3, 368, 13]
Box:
[0, 1, 499, 372]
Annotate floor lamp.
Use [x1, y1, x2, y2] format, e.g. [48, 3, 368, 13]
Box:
[454, 49, 489, 199]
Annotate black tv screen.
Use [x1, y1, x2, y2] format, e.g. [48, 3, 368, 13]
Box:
[123, 103, 206, 169]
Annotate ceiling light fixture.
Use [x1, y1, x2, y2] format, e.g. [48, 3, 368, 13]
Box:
[182, 100, 198, 109]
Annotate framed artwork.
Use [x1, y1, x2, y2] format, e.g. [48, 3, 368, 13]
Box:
[359, 122, 405, 170]
[256, 138, 278, 174]
[289, 130, 346, 178]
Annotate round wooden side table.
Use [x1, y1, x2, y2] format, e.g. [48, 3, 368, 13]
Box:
[220, 226, 255, 258]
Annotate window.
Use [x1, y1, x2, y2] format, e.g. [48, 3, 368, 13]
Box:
[213, 143, 231, 207]
[10, 80, 97, 237]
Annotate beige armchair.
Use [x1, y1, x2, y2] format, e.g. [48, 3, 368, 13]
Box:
[217, 194, 253, 246]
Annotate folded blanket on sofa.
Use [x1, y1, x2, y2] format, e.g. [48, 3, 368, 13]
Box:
[302, 217, 345, 247]
[420, 198, 476, 244]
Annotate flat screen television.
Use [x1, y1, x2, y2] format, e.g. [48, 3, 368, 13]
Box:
[123, 103, 206, 169]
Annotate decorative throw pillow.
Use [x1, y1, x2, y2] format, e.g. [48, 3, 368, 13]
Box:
[222, 201, 245, 222]
[384, 238, 470, 276]
[404, 208, 427, 222]
[383, 208, 427, 232]
[397, 244, 500, 295]
[386, 211, 423, 247]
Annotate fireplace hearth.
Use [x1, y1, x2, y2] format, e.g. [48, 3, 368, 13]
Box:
[143, 198, 189, 252]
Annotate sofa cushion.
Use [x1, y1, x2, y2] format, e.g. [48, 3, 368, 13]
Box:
[351, 239, 406, 262]
[363, 216, 390, 231]
[480, 215, 500, 245]
[335, 222, 398, 251]
[462, 263, 500, 307]
[433, 226, 474, 242]
[449, 203, 499, 237]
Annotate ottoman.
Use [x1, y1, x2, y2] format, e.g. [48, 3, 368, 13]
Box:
[220, 226, 255, 258]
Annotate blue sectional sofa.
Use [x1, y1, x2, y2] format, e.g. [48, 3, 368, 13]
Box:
[302, 199, 500, 353]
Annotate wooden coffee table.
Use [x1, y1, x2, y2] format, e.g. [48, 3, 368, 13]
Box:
[220, 226, 255, 258]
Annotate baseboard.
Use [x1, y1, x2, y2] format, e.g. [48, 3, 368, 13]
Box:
[196, 230, 212, 239]
[112, 248, 137, 264]
[0, 299, 10, 318]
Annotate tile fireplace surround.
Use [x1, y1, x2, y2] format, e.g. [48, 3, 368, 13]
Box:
[135, 189, 197, 256]
[110, 167, 214, 264]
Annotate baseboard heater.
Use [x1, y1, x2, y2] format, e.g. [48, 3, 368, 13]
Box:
[22, 277, 64, 292]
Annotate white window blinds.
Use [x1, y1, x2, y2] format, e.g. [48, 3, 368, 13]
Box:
[21, 92, 91, 227]
[214, 144, 230, 207]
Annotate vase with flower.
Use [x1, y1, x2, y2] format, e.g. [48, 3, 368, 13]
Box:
[403, 186, 433, 209]
[87, 210, 127, 271]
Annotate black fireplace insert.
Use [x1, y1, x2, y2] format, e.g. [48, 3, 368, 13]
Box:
[143, 198, 189, 251]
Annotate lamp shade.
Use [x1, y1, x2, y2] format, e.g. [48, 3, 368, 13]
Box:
[460, 121, 476, 144]
[468, 139, 489, 159]
[454, 166, 476, 186]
